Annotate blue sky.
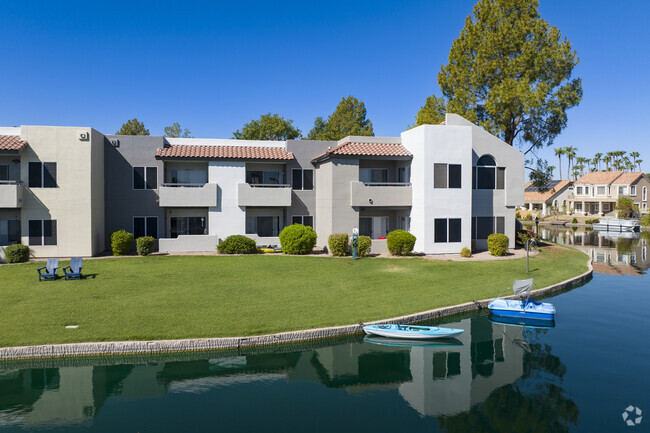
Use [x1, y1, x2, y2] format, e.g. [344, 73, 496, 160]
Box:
[1, 0, 648, 176]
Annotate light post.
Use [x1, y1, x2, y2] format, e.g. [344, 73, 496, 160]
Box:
[535, 215, 539, 237]
[352, 227, 359, 260]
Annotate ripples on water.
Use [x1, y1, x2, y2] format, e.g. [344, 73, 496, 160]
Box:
[0, 227, 648, 432]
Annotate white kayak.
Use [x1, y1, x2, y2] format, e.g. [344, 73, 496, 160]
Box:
[363, 324, 464, 340]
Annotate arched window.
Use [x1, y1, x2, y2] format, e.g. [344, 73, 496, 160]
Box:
[644, 186, 647, 201]
[474, 155, 504, 190]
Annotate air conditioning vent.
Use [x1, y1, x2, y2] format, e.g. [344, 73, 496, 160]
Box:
[79, 132, 89, 140]
[111, 139, 120, 147]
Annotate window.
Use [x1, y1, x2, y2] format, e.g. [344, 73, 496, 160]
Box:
[475, 155, 498, 190]
[0, 220, 21, 245]
[359, 216, 389, 239]
[28, 220, 56, 246]
[246, 216, 281, 237]
[360, 168, 388, 183]
[618, 186, 627, 196]
[496, 216, 505, 234]
[473, 217, 494, 240]
[435, 218, 461, 243]
[434, 164, 447, 188]
[434, 164, 461, 188]
[247, 170, 282, 185]
[28, 162, 56, 188]
[134, 167, 157, 190]
[133, 217, 158, 239]
[291, 215, 313, 227]
[170, 217, 205, 238]
[630, 185, 637, 195]
[576, 186, 583, 195]
[643, 186, 647, 201]
[496, 168, 505, 190]
[292, 169, 313, 190]
[603, 203, 610, 212]
[575, 202, 582, 212]
[169, 169, 206, 185]
[585, 186, 589, 195]
[597, 186, 606, 195]
[398, 216, 410, 231]
[398, 167, 409, 183]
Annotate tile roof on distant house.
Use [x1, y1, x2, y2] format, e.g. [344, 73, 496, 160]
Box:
[311, 141, 412, 163]
[0, 135, 27, 151]
[155, 145, 294, 160]
[524, 180, 572, 202]
[575, 171, 624, 185]
[612, 172, 645, 184]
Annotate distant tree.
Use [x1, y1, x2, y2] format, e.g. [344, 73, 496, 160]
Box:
[616, 196, 637, 218]
[554, 148, 564, 180]
[637, 159, 643, 172]
[602, 155, 612, 171]
[307, 95, 374, 141]
[233, 113, 301, 140]
[117, 118, 150, 136]
[593, 152, 602, 171]
[414, 95, 447, 126]
[529, 160, 555, 191]
[630, 151, 640, 171]
[164, 122, 193, 138]
[564, 146, 577, 179]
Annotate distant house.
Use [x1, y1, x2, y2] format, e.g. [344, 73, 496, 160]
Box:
[568, 171, 650, 216]
[524, 180, 573, 216]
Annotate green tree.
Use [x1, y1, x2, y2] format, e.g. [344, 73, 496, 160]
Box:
[164, 122, 193, 138]
[233, 113, 301, 140]
[414, 95, 447, 126]
[117, 118, 150, 136]
[564, 146, 577, 179]
[307, 95, 374, 141]
[593, 152, 602, 171]
[554, 147, 564, 180]
[616, 196, 637, 218]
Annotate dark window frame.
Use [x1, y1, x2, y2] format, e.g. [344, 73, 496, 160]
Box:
[133, 216, 158, 239]
[434, 219, 447, 243]
[291, 215, 314, 227]
[292, 168, 314, 191]
[28, 162, 57, 188]
[28, 219, 57, 246]
[133, 166, 158, 190]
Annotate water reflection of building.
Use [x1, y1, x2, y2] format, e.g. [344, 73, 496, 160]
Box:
[0, 317, 530, 426]
[540, 227, 649, 276]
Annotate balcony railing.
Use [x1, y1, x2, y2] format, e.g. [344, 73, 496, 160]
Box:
[350, 181, 412, 207]
[158, 183, 218, 207]
[0, 181, 23, 208]
[238, 183, 291, 207]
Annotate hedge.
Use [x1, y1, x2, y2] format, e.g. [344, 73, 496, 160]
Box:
[279, 224, 317, 255]
[136, 236, 155, 256]
[110, 230, 134, 256]
[387, 230, 416, 256]
[460, 247, 472, 258]
[3, 244, 30, 263]
[328, 233, 349, 256]
[217, 235, 257, 254]
[357, 235, 372, 258]
[487, 233, 509, 256]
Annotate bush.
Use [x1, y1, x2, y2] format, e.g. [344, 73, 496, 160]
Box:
[460, 247, 472, 258]
[279, 224, 317, 255]
[110, 230, 134, 256]
[328, 233, 349, 256]
[487, 233, 509, 256]
[136, 236, 155, 256]
[585, 218, 600, 225]
[616, 196, 637, 218]
[524, 214, 533, 221]
[358, 235, 372, 258]
[515, 211, 521, 219]
[3, 244, 30, 263]
[641, 214, 650, 227]
[571, 218, 578, 224]
[387, 230, 416, 256]
[217, 235, 257, 254]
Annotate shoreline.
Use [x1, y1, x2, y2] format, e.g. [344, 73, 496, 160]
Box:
[0, 258, 593, 361]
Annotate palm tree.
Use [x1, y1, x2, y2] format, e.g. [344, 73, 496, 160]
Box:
[564, 146, 577, 180]
[554, 147, 564, 180]
[630, 151, 640, 171]
[576, 157, 587, 176]
[637, 159, 643, 172]
[593, 152, 603, 171]
[571, 168, 580, 180]
[604, 153, 614, 171]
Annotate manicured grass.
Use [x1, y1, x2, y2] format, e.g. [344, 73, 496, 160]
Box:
[0, 245, 589, 347]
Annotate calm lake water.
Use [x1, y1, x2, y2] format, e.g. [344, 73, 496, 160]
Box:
[1, 227, 649, 432]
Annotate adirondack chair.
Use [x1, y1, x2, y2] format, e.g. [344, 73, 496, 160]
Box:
[37, 258, 59, 281]
[63, 257, 84, 280]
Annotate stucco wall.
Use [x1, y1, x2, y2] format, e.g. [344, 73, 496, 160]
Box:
[208, 160, 245, 238]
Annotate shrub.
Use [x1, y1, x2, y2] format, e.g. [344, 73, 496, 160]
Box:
[641, 214, 650, 227]
[358, 235, 372, 258]
[585, 218, 600, 225]
[487, 233, 509, 256]
[524, 214, 533, 221]
[279, 224, 317, 255]
[571, 218, 578, 224]
[460, 247, 472, 258]
[515, 211, 521, 219]
[110, 230, 134, 256]
[217, 235, 257, 254]
[3, 244, 30, 263]
[136, 236, 155, 256]
[387, 230, 416, 256]
[616, 196, 637, 218]
[328, 233, 349, 256]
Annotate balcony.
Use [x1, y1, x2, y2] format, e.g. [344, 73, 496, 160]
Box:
[350, 181, 412, 207]
[238, 183, 292, 207]
[158, 183, 218, 207]
[0, 181, 23, 208]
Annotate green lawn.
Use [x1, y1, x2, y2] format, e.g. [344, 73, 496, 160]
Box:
[0, 245, 589, 347]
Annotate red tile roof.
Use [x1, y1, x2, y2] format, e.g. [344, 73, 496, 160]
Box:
[613, 172, 645, 184]
[155, 145, 294, 160]
[0, 135, 26, 151]
[575, 171, 624, 185]
[312, 141, 411, 162]
[524, 180, 572, 202]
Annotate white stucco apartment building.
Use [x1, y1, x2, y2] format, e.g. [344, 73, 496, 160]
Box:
[0, 114, 524, 259]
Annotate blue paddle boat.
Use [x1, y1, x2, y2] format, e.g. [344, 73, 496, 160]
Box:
[488, 279, 555, 321]
[488, 314, 555, 329]
[363, 324, 464, 340]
